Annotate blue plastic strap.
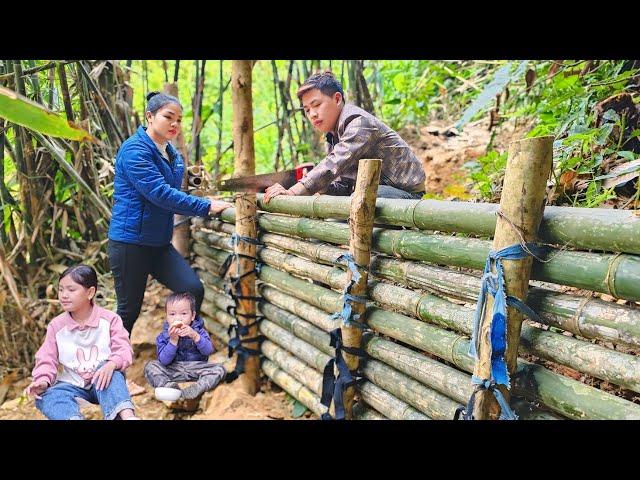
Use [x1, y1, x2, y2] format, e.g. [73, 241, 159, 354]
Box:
[469, 243, 544, 388]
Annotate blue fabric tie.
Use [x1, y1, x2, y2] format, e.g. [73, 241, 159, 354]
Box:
[329, 253, 368, 329]
[469, 243, 544, 389]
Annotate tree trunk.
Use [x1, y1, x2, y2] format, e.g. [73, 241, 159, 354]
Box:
[165, 82, 190, 258]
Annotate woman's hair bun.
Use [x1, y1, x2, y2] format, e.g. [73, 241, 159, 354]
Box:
[146, 91, 161, 101]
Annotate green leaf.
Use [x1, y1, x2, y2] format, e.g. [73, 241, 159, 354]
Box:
[385, 98, 401, 105]
[617, 151, 636, 161]
[455, 62, 514, 130]
[291, 399, 308, 418]
[0, 87, 93, 142]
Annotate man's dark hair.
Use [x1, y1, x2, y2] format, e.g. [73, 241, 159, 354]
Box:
[165, 291, 196, 313]
[296, 71, 345, 103]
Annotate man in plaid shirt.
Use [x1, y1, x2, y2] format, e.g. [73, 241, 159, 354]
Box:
[264, 71, 426, 203]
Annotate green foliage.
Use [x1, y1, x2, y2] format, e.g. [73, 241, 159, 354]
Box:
[0, 86, 92, 141]
[462, 60, 640, 207]
[464, 151, 508, 201]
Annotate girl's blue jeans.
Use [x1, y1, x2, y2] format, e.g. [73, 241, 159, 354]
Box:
[35, 368, 135, 420]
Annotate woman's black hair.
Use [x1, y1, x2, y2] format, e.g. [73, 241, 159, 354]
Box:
[59, 264, 98, 303]
[146, 91, 182, 114]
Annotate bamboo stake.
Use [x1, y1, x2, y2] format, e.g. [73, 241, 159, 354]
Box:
[231, 60, 260, 395]
[473, 136, 553, 419]
[337, 159, 380, 419]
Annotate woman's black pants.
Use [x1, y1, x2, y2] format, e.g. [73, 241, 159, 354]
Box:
[108, 239, 204, 334]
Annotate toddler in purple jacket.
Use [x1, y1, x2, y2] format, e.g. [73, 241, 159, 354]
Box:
[144, 292, 226, 400]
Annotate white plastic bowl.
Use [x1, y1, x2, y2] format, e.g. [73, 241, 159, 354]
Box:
[155, 387, 182, 402]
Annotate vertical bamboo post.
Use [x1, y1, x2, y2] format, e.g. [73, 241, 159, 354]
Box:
[342, 159, 381, 419]
[472, 136, 553, 419]
[165, 82, 190, 258]
[231, 60, 260, 395]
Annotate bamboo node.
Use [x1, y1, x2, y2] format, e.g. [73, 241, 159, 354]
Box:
[567, 293, 594, 338]
[604, 252, 624, 299]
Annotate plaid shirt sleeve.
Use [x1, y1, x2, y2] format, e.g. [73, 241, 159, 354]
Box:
[299, 115, 378, 194]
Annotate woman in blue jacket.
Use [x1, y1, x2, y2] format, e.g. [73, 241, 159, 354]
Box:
[108, 91, 231, 335]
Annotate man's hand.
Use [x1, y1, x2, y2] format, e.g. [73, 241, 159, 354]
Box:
[92, 360, 117, 391]
[208, 198, 233, 215]
[25, 380, 48, 400]
[177, 325, 200, 343]
[264, 183, 294, 204]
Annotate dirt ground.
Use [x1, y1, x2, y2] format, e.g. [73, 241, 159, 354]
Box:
[0, 281, 302, 420]
[401, 116, 534, 198]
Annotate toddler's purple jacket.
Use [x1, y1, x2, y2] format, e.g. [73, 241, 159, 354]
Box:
[156, 315, 214, 365]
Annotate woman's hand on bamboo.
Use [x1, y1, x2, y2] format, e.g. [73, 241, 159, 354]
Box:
[208, 198, 233, 216]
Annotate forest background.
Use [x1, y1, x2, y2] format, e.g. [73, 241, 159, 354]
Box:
[1, 59, 639, 378]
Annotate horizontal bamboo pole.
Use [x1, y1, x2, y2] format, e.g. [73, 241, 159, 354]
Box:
[260, 319, 332, 372]
[260, 300, 465, 420]
[197, 239, 640, 393]
[256, 265, 640, 419]
[262, 359, 326, 417]
[262, 359, 385, 420]
[262, 340, 324, 395]
[201, 312, 231, 343]
[253, 257, 640, 393]
[353, 402, 387, 420]
[362, 359, 461, 420]
[358, 381, 430, 420]
[260, 293, 560, 420]
[366, 307, 640, 420]
[208, 229, 640, 349]
[255, 194, 640, 255]
[192, 217, 236, 235]
[213, 207, 640, 302]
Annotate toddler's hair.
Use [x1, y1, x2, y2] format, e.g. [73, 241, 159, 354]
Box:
[165, 291, 196, 313]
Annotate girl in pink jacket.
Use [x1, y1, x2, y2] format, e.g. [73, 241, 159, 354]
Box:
[25, 264, 139, 420]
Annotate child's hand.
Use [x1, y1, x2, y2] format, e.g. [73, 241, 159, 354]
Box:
[178, 325, 200, 342]
[92, 360, 117, 391]
[25, 381, 48, 400]
[168, 324, 181, 344]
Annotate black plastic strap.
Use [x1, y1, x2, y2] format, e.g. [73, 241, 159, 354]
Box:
[319, 328, 364, 420]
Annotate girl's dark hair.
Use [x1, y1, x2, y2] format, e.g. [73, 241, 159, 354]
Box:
[60, 264, 98, 302]
[146, 91, 182, 114]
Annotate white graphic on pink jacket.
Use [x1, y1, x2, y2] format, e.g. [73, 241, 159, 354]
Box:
[31, 305, 133, 389]
[75, 345, 100, 385]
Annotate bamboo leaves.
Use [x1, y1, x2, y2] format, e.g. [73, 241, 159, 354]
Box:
[0, 86, 93, 142]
